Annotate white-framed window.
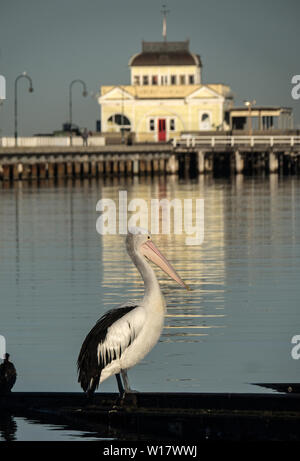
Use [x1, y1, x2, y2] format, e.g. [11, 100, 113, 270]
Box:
[189, 75, 194, 84]
[143, 75, 149, 85]
[169, 119, 175, 131]
[171, 75, 176, 85]
[149, 118, 155, 131]
[133, 76, 140, 85]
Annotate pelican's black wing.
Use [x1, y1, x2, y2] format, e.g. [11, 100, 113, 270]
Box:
[77, 302, 138, 393]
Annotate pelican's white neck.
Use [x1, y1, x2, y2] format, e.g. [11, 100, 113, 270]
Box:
[130, 247, 163, 305]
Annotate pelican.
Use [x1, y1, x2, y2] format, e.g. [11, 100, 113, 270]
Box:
[77, 227, 189, 396]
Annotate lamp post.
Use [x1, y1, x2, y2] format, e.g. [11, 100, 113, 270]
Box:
[69, 79, 88, 145]
[244, 99, 256, 136]
[14, 72, 34, 146]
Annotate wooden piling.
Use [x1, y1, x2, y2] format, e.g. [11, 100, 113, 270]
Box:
[235, 150, 244, 174]
[204, 154, 213, 173]
[105, 160, 112, 175]
[13, 164, 19, 180]
[126, 160, 132, 175]
[66, 162, 73, 178]
[2, 165, 11, 181]
[113, 160, 118, 175]
[269, 151, 278, 173]
[39, 164, 47, 179]
[31, 164, 38, 179]
[97, 161, 104, 175]
[48, 163, 55, 179]
[197, 151, 205, 174]
[119, 160, 125, 175]
[146, 160, 152, 175]
[139, 160, 146, 175]
[74, 162, 81, 178]
[83, 162, 89, 177]
[133, 159, 139, 175]
[90, 161, 97, 177]
[153, 159, 159, 174]
[159, 159, 165, 174]
[57, 163, 65, 178]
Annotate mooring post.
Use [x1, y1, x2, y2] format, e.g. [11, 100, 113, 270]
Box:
[269, 151, 278, 173]
[235, 150, 244, 174]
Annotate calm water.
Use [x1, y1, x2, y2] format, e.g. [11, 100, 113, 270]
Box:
[0, 175, 299, 439]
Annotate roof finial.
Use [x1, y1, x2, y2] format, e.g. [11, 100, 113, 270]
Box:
[161, 4, 170, 42]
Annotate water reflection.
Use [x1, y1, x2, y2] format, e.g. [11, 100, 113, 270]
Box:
[0, 412, 17, 441]
[100, 177, 226, 344]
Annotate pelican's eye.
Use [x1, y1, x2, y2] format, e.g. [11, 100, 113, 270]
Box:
[147, 236, 151, 240]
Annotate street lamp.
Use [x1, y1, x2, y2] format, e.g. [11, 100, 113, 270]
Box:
[244, 99, 256, 136]
[69, 79, 88, 145]
[14, 72, 34, 146]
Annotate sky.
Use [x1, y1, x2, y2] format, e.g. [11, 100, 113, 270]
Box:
[0, 0, 300, 136]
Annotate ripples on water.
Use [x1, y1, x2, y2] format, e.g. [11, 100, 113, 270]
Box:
[0, 175, 299, 397]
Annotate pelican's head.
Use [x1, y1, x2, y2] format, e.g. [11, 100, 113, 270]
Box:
[126, 227, 189, 290]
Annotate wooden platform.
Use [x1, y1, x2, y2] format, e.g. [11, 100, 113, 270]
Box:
[1, 390, 300, 440]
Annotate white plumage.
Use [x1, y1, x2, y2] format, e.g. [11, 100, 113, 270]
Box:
[77, 228, 188, 396]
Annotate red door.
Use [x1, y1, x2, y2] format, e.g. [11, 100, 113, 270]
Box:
[158, 119, 166, 142]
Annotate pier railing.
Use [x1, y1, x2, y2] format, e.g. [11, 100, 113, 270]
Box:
[0, 136, 105, 148]
[173, 135, 300, 149]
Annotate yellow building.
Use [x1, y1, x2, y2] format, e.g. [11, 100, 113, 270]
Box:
[99, 40, 234, 142]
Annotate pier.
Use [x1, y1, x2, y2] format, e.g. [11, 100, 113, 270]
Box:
[0, 134, 300, 181]
[1, 389, 300, 440]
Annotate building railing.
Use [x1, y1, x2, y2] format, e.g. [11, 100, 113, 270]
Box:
[173, 135, 300, 148]
[0, 136, 105, 148]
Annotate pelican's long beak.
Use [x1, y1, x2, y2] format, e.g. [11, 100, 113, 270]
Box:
[141, 240, 190, 290]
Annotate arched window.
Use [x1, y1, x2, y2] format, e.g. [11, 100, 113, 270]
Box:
[107, 114, 131, 132]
